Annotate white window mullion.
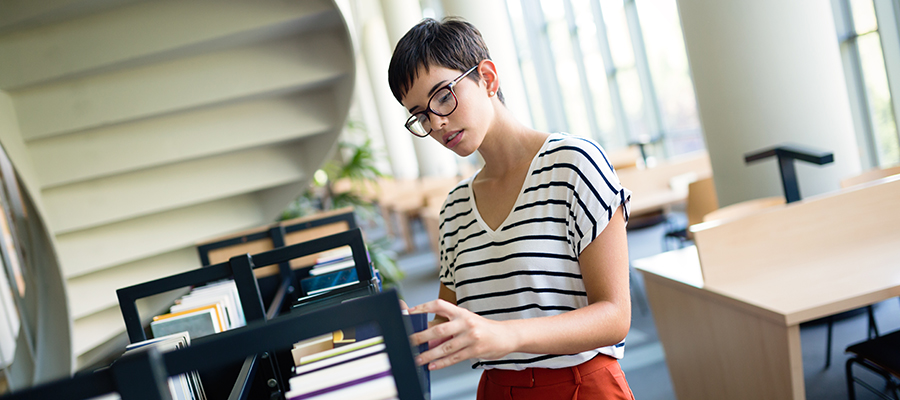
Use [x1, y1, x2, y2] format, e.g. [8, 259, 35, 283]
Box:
[562, 0, 603, 143]
[832, 0, 880, 168]
[521, 0, 569, 133]
[623, 0, 665, 153]
[874, 0, 900, 154]
[589, 0, 630, 145]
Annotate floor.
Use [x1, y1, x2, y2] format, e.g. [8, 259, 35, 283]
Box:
[374, 210, 900, 400]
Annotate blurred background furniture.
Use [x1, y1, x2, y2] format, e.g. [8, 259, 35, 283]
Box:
[663, 176, 718, 250]
[845, 329, 900, 400]
[616, 151, 712, 229]
[634, 176, 900, 399]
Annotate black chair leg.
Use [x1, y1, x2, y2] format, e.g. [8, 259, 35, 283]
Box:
[846, 356, 900, 400]
[826, 316, 834, 369]
[866, 305, 879, 339]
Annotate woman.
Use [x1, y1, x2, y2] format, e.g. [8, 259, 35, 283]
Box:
[388, 17, 634, 399]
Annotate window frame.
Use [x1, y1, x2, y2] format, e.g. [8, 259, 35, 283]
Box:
[831, 0, 900, 168]
[507, 0, 699, 159]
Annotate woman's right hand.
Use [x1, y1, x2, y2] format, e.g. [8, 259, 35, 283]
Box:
[407, 299, 519, 371]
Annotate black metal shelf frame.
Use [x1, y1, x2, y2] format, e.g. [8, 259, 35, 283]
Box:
[196, 210, 358, 318]
[115, 228, 374, 399]
[3, 291, 426, 400]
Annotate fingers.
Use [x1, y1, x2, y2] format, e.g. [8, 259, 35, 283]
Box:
[406, 300, 501, 370]
[398, 299, 409, 311]
[408, 299, 459, 316]
[410, 315, 462, 347]
[427, 316, 449, 329]
[427, 336, 450, 349]
[415, 335, 477, 371]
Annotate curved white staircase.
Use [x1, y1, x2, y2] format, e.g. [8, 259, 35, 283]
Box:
[0, 0, 354, 379]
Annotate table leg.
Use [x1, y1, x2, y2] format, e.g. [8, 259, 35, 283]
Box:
[641, 275, 804, 400]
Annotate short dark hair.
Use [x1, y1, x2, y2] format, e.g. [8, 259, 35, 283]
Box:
[388, 17, 504, 104]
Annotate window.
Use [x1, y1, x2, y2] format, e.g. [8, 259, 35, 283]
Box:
[833, 0, 900, 168]
[506, 0, 703, 159]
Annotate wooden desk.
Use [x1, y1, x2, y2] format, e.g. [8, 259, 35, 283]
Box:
[377, 177, 459, 253]
[616, 151, 711, 218]
[633, 176, 900, 400]
[701, 196, 785, 223]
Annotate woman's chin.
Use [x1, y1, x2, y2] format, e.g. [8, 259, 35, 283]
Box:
[453, 145, 477, 157]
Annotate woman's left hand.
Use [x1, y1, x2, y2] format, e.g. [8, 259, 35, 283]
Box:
[408, 299, 518, 370]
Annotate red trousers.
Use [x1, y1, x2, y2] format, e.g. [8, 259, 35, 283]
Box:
[476, 354, 635, 400]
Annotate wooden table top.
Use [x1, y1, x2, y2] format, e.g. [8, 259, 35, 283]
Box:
[634, 237, 900, 327]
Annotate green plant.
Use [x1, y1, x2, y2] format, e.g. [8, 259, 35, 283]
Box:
[280, 134, 404, 288]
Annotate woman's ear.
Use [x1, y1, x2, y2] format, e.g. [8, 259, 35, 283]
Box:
[478, 60, 500, 97]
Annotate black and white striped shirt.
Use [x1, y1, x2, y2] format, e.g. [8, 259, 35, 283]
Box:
[438, 133, 632, 370]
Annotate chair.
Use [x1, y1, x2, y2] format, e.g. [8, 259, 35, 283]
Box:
[663, 176, 718, 250]
[845, 329, 900, 400]
[840, 164, 900, 188]
[606, 145, 642, 170]
[830, 168, 900, 370]
[700, 196, 786, 223]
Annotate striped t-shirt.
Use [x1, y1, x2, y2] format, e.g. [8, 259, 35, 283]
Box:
[438, 132, 632, 370]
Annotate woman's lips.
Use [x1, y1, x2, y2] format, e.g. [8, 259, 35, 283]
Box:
[444, 130, 463, 148]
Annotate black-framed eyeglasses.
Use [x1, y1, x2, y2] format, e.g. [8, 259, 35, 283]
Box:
[405, 65, 479, 137]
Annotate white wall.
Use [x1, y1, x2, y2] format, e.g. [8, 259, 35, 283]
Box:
[677, 0, 862, 206]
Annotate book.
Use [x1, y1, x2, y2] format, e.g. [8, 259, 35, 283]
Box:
[171, 294, 235, 329]
[313, 246, 354, 265]
[156, 303, 227, 331]
[123, 332, 207, 400]
[291, 283, 380, 317]
[173, 280, 245, 328]
[301, 268, 359, 296]
[150, 307, 221, 339]
[286, 351, 395, 400]
[293, 343, 386, 376]
[309, 259, 356, 276]
[288, 373, 396, 400]
[291, 333, 334, 367]
[298, 336, 384, 366]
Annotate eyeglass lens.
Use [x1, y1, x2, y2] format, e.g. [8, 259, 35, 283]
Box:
[408, 87, 456, 137]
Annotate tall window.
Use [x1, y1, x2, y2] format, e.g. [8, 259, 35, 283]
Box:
[506, 0, 703, 159]
[833, 0, 900, 168]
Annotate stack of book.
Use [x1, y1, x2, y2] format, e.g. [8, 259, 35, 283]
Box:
[291, 247, 381, 316]
[289, 330, 358, 366]
[150, 280, 245, 340]
[123, 332, 206, 400]
[300, 247, 358, 296]
[285, 336, 397, 400]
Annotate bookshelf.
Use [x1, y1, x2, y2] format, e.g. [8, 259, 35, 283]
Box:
[196, 208, 358, 312]
[115, 228, 381, 399]
[2, 291, 427, 400]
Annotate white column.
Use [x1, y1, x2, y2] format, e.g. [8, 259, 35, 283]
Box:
[361, 17, 419, 179]
[440, 0, 533, 128]
[350, 59, 394, 177]
[338, 0, 393, 177]
[677, 0, 862, 206]
[380, 0, 459, 177]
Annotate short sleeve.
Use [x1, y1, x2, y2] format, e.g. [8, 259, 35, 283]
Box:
[437, 183, 471, 292]
[568, 138, 632, 256]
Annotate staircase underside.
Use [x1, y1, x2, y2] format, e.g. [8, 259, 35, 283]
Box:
[0, 0, 354, 380]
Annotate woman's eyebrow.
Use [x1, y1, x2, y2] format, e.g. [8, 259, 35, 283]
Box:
[427, 80, 449, 97]
[408, 79, 450, 114]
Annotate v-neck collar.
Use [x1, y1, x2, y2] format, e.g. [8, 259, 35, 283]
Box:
[468, 134, 555, 236]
